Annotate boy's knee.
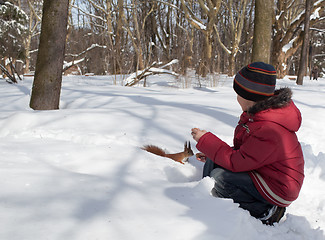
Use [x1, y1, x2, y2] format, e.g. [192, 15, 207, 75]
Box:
[210, 168, 236, 198]
[210, 167, 229, 181]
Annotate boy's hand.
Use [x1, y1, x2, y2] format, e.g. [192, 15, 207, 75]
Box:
[191, 128, 207, 142]
[195, 152, 207, 162]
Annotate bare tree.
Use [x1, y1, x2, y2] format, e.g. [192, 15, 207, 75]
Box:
[271, 0, 325, 78]
[180, 0, 221, 76]
[156, 1, 173, 63]
[23, 0, 42, 74]
[8, 0, 325, 85]
[215, 0, 250, 76]
[29, 0, 69, 110]
[297, 0, 313, 85]
[0, 1, 28, 81]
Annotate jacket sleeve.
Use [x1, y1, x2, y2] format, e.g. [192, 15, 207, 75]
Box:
[196, 130, 278, 172]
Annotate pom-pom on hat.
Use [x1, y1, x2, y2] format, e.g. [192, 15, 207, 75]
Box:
[233, 62, 277, 101]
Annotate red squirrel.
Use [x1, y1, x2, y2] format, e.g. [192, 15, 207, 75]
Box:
[142, 141, 194, 164]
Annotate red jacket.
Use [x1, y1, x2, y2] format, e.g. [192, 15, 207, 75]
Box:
[196, 88, 304, 207]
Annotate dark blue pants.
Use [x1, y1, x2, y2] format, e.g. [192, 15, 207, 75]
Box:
[203, 159, 273, 218]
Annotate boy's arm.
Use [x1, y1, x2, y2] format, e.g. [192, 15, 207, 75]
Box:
[196, 131, 277, 172]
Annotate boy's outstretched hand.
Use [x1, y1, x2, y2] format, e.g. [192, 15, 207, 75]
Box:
[191, 128, 207, 142]
[195, 152, 207, 162]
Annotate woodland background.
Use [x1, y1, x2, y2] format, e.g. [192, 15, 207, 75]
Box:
[1, 0, 325, 82]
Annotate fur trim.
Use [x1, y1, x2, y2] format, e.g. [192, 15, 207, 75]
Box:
[248, 88, 292, 115]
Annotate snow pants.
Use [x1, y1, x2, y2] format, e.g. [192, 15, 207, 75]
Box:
[203, 159, 273, 218]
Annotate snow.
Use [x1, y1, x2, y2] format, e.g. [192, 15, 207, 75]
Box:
[67, 44, 107, 58]
[63, 58, 85, 69]
[276, 11, 284, 21]
[161, 59, 179, 68]
[282, 37, 296, 53]
[0, 74, 325, 240]
[282, 62, 287, 70]
[314, 0, 324, 6]
[191, 17, 207, 30]
[311, 7, 321, 20]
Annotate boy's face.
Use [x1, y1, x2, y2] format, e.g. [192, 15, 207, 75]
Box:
[237, 94, 255, 112]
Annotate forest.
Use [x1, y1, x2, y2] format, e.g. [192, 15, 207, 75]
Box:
[1, 0, 325, 83]
[1, 2, 325, 238]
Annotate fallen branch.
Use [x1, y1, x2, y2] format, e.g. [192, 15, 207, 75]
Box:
[62, 58, 85, 73]
[125, 60, 179, 87]
[65, 44, 107, 58]
[0, 63, 17, 84]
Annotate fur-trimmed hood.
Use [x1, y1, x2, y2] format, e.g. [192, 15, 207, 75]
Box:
[248, 87, 292, 115]
[242, 88, 302, 132]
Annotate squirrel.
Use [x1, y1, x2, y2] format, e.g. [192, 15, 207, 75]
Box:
[141, 141, 194, 164]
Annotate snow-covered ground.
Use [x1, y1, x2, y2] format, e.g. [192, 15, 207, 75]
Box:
[0, 74, 324, 240]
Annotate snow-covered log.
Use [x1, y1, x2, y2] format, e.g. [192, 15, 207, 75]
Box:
[62, 58, 85, 74]
[125, 60, 179, 87]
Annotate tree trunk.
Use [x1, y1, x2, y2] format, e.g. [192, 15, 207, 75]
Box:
[228, 53, 236, 76]
[30, 0, 69, 110]
[202, 32, 212, 77]
[24, 15, 32, 74]
[251, 0, 273, 63]
[131, 0, 144, 71]
[297, 0, 313, 85]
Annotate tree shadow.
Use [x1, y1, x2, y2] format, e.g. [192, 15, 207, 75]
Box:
[61, 86, 238, 147]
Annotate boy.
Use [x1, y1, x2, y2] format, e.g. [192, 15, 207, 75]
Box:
[191, 62, 304, 225]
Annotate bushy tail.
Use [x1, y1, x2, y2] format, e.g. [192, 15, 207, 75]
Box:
[141, 145, 167, 157]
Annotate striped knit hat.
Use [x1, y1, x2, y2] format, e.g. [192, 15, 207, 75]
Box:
[233, 62, 277, 101]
